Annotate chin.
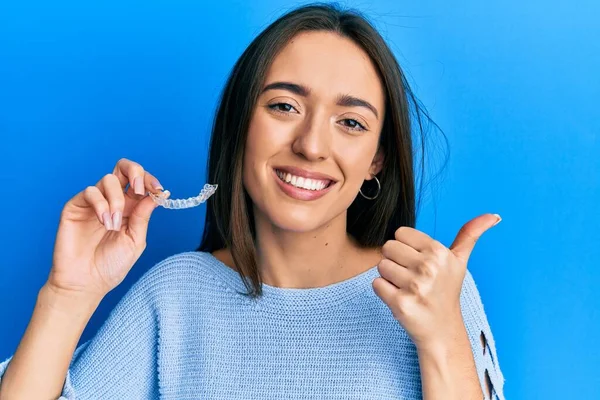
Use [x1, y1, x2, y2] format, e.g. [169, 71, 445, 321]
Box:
[255, 205, 329, 233]
[260, 205, 329, 233]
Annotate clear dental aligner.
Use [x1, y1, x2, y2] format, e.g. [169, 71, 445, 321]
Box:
[149, 183, 218, 209]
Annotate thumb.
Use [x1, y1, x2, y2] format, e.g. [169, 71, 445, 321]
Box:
[449, 213, 502, 263]
[127, 194, 165, 243]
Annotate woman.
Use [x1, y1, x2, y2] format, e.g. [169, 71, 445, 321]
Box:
[0, 4, 504, 399]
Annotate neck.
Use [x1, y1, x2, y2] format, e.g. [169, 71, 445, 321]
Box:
[251, 210, 381, 289]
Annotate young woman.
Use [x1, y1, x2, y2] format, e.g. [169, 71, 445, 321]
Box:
[0, 4, 504, 399]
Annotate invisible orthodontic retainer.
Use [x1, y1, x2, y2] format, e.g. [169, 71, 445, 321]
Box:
[149, 183, 218, 209]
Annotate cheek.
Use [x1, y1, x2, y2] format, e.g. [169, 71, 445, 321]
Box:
[333, 137, 379, 185]
[245, 111, 291, 161]
[243, 111, 291, 188]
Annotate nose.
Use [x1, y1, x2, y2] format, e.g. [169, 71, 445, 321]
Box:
[291, 114, 331, 161]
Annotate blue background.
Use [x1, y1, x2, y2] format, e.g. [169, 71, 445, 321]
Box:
[1, 1, 598, 398]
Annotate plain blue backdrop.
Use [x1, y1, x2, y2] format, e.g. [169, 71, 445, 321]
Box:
[1, 1, 598, 398]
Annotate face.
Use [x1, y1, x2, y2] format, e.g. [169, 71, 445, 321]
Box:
[243, 30, 386, 233]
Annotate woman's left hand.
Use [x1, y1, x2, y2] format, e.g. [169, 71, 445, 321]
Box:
[372, 213, 501, 350]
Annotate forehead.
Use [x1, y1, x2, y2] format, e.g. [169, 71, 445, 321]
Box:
[265, 31, 384, 106]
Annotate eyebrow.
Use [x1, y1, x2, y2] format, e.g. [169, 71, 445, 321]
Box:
[335, 94, 379, 119]
[262, 81, 310, 97]
[261, 81, 379, 119]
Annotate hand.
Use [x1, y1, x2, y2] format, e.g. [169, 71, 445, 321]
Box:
[47, 158, 170, 299]
[372, 213, 501, 350]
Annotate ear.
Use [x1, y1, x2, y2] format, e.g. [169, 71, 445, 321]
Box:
[365, 147, 384, 180]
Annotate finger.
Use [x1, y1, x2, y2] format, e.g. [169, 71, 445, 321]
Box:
[127, 191, 169, 243]
[96, 174, 126, 231]
[377, 258, 414, 289]
[112, 158, 147, 195]
[449, 213, 501, 262]
[82, 186, 112, 230]
[381, 240, 422, 269]
[143, 170, 164, 195]
[372, 276, 401, 306]
[394, 226, 435, 252]
[113, 159, 164, 198]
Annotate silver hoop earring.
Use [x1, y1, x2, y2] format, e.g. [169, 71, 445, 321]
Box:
[359, 176, 381, 200]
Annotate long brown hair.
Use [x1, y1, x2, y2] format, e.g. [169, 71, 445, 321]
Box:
[198, 3, 448, 298]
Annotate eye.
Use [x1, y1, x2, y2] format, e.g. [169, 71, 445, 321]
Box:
[339, 118, 367, 132]
[267, 102, 298, 114]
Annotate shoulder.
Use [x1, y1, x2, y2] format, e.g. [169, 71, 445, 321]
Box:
[460, 270, 481, 304]
[132, 251, 226, 299]
[146, 250, 216, 277]
[109, 250, 249, 320]
[460, 269, 490, 322]
[460, 269, 506, 399]
[459, 269, 494, 340]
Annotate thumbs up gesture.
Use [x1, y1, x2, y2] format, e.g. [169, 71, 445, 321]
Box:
[372, 213, 502, 350]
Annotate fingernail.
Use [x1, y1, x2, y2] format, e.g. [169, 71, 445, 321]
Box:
[492, 214, 502, 226]
[112, 211, 122, 231]
[134, 176, 144, 195]
[102, 212, 113, 230]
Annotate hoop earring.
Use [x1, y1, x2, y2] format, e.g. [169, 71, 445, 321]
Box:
[359, 176, 381, 200]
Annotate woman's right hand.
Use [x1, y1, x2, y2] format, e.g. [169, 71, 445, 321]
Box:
[46, 158, 170, 299]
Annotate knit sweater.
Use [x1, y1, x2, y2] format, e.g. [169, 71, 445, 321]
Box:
[1, 251, 505, 399]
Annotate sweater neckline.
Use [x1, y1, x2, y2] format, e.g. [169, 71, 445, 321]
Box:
[202, 252, 380, 315]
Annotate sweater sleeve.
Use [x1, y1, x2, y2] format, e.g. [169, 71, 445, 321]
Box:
[0, 270, 161, 400]
[460, 270, 506, 400]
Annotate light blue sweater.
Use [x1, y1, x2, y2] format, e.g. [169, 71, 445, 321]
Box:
[1, 251, 505, 399]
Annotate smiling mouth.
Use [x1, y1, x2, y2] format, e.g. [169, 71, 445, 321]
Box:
[274, 169, 334, 191]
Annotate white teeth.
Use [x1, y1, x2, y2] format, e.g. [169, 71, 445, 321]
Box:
[275, 169, 330, 191]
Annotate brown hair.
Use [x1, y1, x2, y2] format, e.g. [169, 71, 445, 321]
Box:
[198, 3, 448, 298]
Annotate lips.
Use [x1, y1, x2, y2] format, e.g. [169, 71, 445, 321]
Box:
[275, 169, 332, 191]
[273, 165, 338, 183]
[271, 168, 336, 201]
